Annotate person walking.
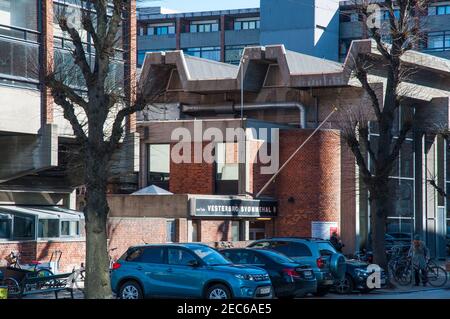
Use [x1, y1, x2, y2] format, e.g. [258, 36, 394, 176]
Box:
[408, 234, 430, 287]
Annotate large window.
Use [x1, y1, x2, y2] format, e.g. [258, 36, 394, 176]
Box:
[428, 5, 450, 16]
[0, 0, 39, 31]
[189, 20, 219, 33]
[225, 45, 257, 65]
[215, 142, 239, 195]
[368, 105, 415, 239]
[425, 31, 450, 52]
[0, 217, 10, 239]
[148, 144, 170, 190]
[61, 220, 79, 236]
[147, 23, 176, 36]
[184, 47, 220, 61]
[233, 18, 260, 30]
[38, 219, 59, 238]
[13, 215, 34, 240]
[0, 0, 40, 86]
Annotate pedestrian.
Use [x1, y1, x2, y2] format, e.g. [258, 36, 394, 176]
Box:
[408, 234, 429, 287]
[330, 231, 344, 253]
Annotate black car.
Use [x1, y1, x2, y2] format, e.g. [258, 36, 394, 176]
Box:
[248, 238, 346, 296]
[334, 259, 387, 294]
[221, 248, 317, 298]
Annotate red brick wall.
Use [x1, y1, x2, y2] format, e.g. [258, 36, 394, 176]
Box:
[107, 217, 167, 260]
[199, 220, 232, 242]
[169, 142, 215, 194]
[0, 241, 84, 273]
[271, 129, 341, 237]
[36, 241, 85, 273]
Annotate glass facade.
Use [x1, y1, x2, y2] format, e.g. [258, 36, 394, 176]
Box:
[233, 18, 260, 30]
[425, 31, 450, 52]
[215, 142, 239, 195]
[225, 44, 257, 65]
[189, 20, 219, 33]
[0, 0, 40, 86]
[184, 47, 220, 61]
[368, 106, 415, 238]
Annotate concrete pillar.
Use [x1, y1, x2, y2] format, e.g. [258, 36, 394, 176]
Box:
[220, 15, 226, 62]
[176, 17, 181, 50]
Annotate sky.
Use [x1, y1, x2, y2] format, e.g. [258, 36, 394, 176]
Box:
[138, 0, 260, 12]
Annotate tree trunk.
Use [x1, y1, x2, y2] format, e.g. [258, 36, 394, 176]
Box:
[370, 187, 390, 270]
[83, 154, 112, 299]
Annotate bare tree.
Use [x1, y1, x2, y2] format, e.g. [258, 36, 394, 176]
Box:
[341, 0, 428, 269]
[47, 0, 162, 298]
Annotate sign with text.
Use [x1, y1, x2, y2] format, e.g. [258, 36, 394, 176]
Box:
[311, 221, 338, 240]
[190, 198, 277, 218]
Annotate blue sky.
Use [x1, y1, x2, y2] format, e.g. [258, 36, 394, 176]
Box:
[138, 0, 260, 12]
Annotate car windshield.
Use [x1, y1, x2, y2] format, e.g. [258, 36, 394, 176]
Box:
[317, 242, 337, 256]
[192, 246, 232, 266]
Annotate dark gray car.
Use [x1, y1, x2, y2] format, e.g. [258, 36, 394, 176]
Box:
[248, 238, 346, 296]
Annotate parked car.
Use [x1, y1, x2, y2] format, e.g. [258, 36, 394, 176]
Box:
[334, 259, 387, 294]
[110, 243, 273, 299]
[221, 248, 317, 298]
[248, 237, 346, 296]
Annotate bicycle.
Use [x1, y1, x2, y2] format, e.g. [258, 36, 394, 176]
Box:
[394, 258, 448, 287]
[6, 252, 54, 278]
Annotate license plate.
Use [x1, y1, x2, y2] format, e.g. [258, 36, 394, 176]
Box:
[259, 287, 271, 295]
[303, 271, 313, 277]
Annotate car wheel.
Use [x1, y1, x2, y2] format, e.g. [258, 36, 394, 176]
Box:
[335, 275, 354, 294]
[206, 284, 231, 299]
[119, 281, 143, 299]
[313, 287, 330, 297]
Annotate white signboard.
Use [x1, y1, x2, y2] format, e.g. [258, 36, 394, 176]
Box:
[311, 221, 338, 240]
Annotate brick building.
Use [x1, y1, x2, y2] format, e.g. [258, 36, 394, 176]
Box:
[0, 0, 137, 272]
[107, 40, 450, 260]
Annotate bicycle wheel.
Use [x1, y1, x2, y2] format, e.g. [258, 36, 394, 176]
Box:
[427, 266, 448, 287]
[36, 269, 53, 277]
[395, 264, 413, 286]
[4, 278, 21, 296]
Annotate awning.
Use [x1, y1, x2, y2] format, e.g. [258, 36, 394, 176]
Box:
[0, 205, 84, 220]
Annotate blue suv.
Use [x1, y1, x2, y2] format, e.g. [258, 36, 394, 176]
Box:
[111, 243, 273, 299]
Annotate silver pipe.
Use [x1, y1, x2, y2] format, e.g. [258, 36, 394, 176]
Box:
[181, 102, 307, 128]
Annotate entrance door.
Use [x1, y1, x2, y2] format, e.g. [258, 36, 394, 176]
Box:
[249, 221, 266, 240]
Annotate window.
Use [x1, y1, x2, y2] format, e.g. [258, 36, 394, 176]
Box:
[215, 142, 239, 194]
[0, 218, 10, 238]
[189, 20, 219, 33]
[61, 220, 79, 236]
[269, 241, 312, 258]
[191, 220, 199, 242]
[0, 0, 39, 31]
[168, 248, 196, 266]
[141, 247, 165, 264]
[125, 247, 143, 262]
[13, 215, 34, 239]
[234, 18, 260, 30]
[383, 9, 400, 20]
[425, 31, 450, 52]
[184, 47, 220, 61]
[225, 45, 257, 65]
[38, 219, 59, 238]
[231, 221, 241, 241]
[148, 144, 170, 189]
[429, 5, 450, 16]
[166, 220, 176, 243]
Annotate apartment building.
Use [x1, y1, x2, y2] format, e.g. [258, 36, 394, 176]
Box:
[0, 0, 137, 271]
[138, 0, 450, 64]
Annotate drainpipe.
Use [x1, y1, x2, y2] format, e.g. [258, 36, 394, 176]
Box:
[181, 102, 307, 128]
